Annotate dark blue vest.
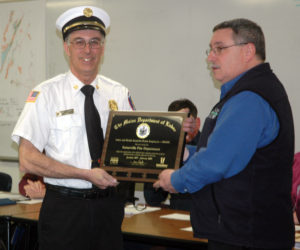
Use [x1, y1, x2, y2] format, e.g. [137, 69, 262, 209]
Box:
[191, 63, 295, 248]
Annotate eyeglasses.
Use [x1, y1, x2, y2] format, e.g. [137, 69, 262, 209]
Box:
[133, 203, 147, 211]
[206, 42, 248, 56]
[126, 197, 147, 211]
[69, 38, 104, 49]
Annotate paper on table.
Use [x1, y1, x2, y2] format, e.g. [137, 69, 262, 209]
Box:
[160, 213, 190, 221]
[296, 225, 300, 231]
[180, 226, 193, 232]
[18, 199, 43, 204]
[0, 191, 29, 201]
[125, 204, 161, 216]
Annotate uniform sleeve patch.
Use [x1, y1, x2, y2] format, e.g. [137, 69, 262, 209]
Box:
[26, 91, 40, 103]
[128, 93, 135, 110]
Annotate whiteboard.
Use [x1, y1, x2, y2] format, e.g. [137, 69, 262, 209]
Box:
[0, 0, 45, 159]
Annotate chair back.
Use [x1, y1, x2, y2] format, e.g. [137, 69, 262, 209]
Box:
[0, 172, 12, 192]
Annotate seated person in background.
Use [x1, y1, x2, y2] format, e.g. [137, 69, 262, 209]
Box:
[144, 98, 201, 211]
[169, 99, 201, 145]
[19, 173, 45, 199]
[292, 152, 300, 224]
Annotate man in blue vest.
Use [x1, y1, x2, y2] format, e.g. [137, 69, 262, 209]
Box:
[155, 18, 295, 250]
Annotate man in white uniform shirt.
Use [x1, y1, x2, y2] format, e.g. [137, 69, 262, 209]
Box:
[11, 6, 134, 250]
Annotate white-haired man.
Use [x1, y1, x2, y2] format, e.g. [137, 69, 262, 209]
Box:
[12, 6, 135, 250]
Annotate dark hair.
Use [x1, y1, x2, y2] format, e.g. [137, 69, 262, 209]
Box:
[213, 18, 265, 61]
[168, 98, 198, 118]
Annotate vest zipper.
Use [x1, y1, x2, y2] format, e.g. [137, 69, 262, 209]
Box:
[211, 185, 221, 224]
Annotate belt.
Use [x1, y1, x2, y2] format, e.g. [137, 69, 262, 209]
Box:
[46, 184, 115, 199]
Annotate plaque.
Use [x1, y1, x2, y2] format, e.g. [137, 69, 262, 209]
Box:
[100, 111, 187, 182]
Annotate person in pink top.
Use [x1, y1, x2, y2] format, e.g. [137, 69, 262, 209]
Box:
[292, 152, 300, 224]
[19, 173, 45, 199]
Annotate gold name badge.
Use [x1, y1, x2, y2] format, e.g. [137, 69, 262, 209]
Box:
[109, 100, 118, 111]
[56, 109, 74, 117]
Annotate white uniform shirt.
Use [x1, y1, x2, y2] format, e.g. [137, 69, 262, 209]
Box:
[12, 71, 134, 188]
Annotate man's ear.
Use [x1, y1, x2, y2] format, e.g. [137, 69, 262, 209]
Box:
[244, 43, 256, 62]
[63, 42, 70, 57]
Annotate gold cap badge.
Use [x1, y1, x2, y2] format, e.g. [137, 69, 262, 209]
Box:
[109, 100, 118, 111]
[83, 8, 93, 17]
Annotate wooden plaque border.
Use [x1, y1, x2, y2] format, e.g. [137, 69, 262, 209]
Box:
[100, 111, 187, 182]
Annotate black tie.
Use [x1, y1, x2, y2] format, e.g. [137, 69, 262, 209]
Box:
[81, 85, 104, 168]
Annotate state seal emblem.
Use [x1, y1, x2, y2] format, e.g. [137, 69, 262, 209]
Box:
[136, 123, 150, 139]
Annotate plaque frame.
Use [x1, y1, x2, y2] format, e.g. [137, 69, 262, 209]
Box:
[100, 111, 187, 182]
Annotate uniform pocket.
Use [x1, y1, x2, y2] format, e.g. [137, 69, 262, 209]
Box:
[50, 114, 83, 155]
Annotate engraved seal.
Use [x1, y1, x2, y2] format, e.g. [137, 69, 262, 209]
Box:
[136, 123, 150, 139]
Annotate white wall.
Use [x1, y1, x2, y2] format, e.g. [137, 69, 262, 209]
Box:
[46, 0, 300, 152]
